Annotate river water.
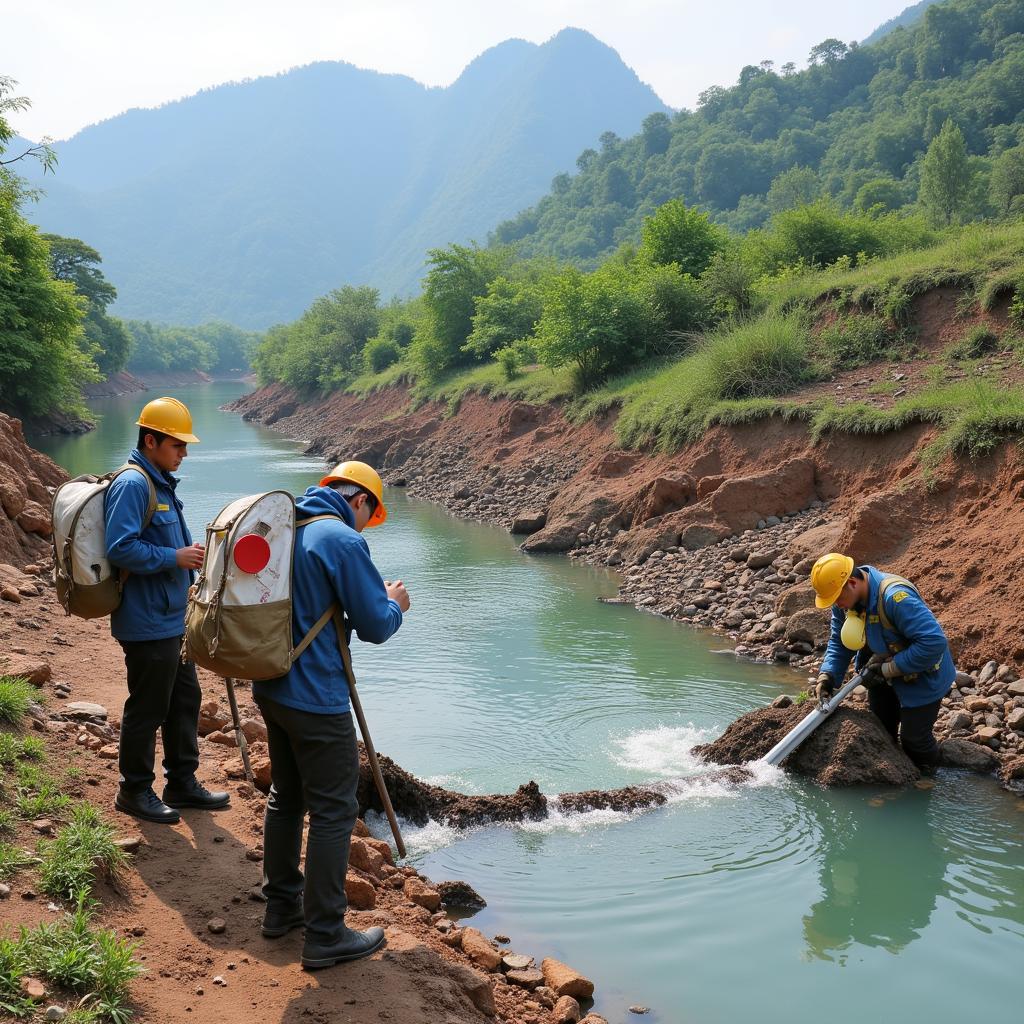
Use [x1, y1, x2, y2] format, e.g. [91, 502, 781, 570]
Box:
[36, 382, 1024, 1024]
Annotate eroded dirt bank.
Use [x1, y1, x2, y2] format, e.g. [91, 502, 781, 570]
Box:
[228, 380, 1024, 776]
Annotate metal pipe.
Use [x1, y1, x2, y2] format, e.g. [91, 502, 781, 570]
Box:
[760, 672, 864, 767]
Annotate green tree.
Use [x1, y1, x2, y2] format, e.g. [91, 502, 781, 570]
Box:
[0, 198, 96, 415]
[639, 199, 726, 278]
[462, 276, 543, 360]
[989, 144, 1024, 216]
[413, 243, 509, 378]
[766, 167, 820, 214]
[854, 177, 907, 214]
[41, 234, 130, 376]
[918, 119, 973, 225]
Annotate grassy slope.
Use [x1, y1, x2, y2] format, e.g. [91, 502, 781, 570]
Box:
[346, 221, 1024, 465]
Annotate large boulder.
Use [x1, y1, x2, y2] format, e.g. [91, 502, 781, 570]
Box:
[939, 739, 1000, 772]
[709, 458, 817, 534]
[1, 655, 51, 686]
[626, 474, 696, 526]
[541, 958, 595, 1001]
[785, 607, 831, 647]
[510, 510, 547, 536]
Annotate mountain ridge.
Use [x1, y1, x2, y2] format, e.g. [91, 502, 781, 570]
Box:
[22, 28, 667, 328]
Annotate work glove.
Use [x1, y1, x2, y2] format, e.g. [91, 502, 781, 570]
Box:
[859, 653, 889, 690]
[815, 672, 835, 700]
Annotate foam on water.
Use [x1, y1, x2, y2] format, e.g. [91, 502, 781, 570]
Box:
[610, 723, 720, 777]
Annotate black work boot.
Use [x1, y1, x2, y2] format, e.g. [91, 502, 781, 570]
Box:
[262, 901, 305, 939]
[162, 778, 231, 810]
[301, 926, 386, 969]
[115, 787, 180, 824]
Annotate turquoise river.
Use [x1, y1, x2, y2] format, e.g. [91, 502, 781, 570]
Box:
[35, 382, 1024, 1024]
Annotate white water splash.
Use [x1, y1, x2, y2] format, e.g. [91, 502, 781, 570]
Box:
[610, 723, 719, 777]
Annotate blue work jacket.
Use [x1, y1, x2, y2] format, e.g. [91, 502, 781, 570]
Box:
[253, 487, 403, 715]
[820, 565, 955, 708]
[104, 449, 193, 643]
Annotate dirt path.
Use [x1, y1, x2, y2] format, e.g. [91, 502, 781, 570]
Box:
[3, 578, 596, 1024]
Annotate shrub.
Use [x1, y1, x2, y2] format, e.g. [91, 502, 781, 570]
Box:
[815, 312, 901, 369]
[947, 325, 999, 361]
[363, 336, 402, 374]
[494, 345, 521, 381]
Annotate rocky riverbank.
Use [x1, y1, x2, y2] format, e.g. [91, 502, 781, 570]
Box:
[227, 382, 1024, 789]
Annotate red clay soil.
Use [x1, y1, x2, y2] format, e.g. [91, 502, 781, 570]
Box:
[0, 588, 583, 1024]
[231, 374, 1024, 670]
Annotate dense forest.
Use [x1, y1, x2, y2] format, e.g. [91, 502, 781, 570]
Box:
[491, 0, 1024, 261]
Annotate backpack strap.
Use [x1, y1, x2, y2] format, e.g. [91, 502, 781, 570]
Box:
[296, 513, 343, 528]
[287, 513, 348, 663]
[876, 574, 919, 632]
[111, 463, 159, 530]
[291, 603, 339, 662]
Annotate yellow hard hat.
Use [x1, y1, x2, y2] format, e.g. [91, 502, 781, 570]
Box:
[810, 552, 855, 608]
[136, 396, 200, 444]
[319, 460, 387, 527]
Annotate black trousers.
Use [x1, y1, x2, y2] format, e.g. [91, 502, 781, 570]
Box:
[255, 696, 360, 947]
[118, 635, 201, 793]
[868, 685, 943, 767]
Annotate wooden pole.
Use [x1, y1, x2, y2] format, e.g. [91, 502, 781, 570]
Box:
[224, 677, 255, 787]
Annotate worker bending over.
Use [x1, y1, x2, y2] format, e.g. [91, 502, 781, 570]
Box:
[811, 553, 955, 770]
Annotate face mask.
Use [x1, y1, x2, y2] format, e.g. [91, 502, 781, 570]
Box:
[841, 610, 866, 651]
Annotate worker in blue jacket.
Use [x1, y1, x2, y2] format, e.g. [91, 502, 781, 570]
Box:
[253, 460, 408, 970]
[811, 552, 955, 770]
[104, 397, 229, 824]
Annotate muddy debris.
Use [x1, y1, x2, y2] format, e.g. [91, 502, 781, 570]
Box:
[436, 880, 487, 911]
[695, 704, 920, 786]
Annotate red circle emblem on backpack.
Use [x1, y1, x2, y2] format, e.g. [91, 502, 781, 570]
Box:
[233, 534, 271, 574]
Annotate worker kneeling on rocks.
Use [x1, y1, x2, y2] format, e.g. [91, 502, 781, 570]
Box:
[810, 553, 955, 771]
[253, 460, 409, 970]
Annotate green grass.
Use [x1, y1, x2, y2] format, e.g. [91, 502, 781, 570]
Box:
[410, 360, 576, 410]
[762, 221, 1024, 318]
[38, 804, 127, 902]
[808, 380, 1024, 468]
[613, 313, 814, 450]
[0, 809, 15, 835]
[946, 324, 1000, 361]
[346, 359, 412, 396]
[0, 901, 141, 1022]
[0, 840, 35, 880]
[0, 732, 45, 767]
[16, 778, 71, 820]
[0, 678, 35, 727]
[813, 311, 910, 371]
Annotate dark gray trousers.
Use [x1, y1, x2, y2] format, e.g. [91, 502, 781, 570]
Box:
[868, 685, 943, 767]
[118, 636, 201, 793]
[255, 696, 359, 946]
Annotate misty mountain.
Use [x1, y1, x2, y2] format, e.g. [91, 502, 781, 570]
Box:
[21, 29, 666, 328]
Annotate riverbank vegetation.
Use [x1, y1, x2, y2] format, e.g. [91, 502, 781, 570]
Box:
[250, 0, 1024, 464]
[0, 79, 258, 421]
[0, 674, 142, 1020]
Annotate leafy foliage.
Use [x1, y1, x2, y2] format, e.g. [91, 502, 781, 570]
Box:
[493, 0, 1024, 264]
[42, 234, 130, 377]
[125, 320, 257, 376]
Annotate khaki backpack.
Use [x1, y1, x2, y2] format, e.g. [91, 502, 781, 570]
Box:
[51, 464, 158, 619]
[183, 491, 342, 681]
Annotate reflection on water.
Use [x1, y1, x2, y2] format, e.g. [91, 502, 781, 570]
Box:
[36, 383, 1024, 1024]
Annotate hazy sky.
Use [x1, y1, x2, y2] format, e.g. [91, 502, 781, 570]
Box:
[6, 0, 912, 141]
